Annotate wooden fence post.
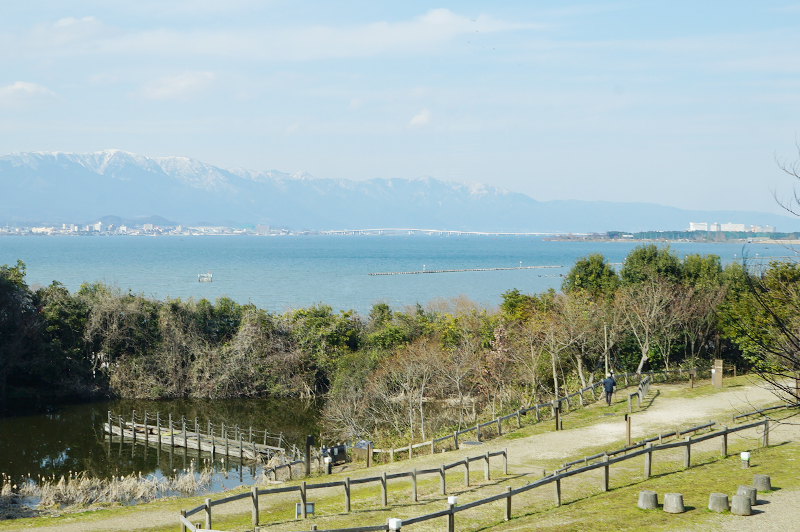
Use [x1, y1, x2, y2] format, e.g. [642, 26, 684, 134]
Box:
[300, 481, 307, 518]
[344, 477, 351, 513]
[484, 451, 490, 480]
[440, 465, 446, 495]
[721, 426, 728, 456]
[381, 472, 388, 507]
[644, 443, 652, 479]
[240, 434, 244, 463]
[180, 509, 187, 532]
[431, 439, 435, 455]
[476, 424, 481, 442]
[464, 458, 470, 486]
[447, 501, 455, 532]
[625, 414, 631, 446]
[453, 431, 458, 450]
[497, 417, 502, 436]
[601, 454, 609, 492]
[684, 436, 691, 468]
[169, 414, 174, 449]
[390, 448, 394, 462]
[412, 468, 417, 502]
[517, 410, 521, 429]
[251, 485, 259, 527]
[503, 447, 508, 475]
[554, 476, 561, 507]
[204, 498, 212, 530]
[763, 420, 770, 447]
[535, 405, 540, 423]
[505, 486, 512, 521]
[367, 442, 372, 467]
[182, 417, 187, 449]
[554, 405, 560, 431]
[132, 410, 137, 445]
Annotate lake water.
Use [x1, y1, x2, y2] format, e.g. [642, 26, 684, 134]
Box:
[0, 235, 776, 315]
[0, 235, 783, 497]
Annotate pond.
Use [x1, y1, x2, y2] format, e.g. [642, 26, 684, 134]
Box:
[0, 397, 323, 498]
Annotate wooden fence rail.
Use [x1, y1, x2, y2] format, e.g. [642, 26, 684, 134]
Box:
[276, 418, 768, 532]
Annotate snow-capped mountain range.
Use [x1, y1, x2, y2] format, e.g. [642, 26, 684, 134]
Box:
[1, 149, 798, 233]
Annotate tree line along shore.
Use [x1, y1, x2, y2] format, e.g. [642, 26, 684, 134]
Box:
[0, 244, 796, 448]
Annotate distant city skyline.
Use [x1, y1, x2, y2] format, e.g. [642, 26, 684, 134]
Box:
[3, 2, 800, 215]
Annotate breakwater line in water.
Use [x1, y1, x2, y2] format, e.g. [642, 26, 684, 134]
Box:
[369, 265, 563, 276]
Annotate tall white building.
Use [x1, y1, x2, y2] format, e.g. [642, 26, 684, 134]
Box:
[720, 222, 746, 232]
[688, 222, 708, 231]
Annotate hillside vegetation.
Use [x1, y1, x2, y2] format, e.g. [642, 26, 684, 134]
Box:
[0, 245, 796, 446]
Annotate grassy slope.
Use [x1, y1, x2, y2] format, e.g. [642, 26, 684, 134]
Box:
[2, 375, 796, 532]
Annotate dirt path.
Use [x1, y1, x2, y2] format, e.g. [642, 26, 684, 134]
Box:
[13, 380, 796, 532]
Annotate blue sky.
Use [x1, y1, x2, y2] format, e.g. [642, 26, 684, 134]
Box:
[3, 1, 800, 214]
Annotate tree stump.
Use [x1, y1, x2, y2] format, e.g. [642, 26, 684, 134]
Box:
[737, 485, 757, 506]
[708, 493, 729, 512]
[663, 493, 685, 514]
[731, 494, 752, 516]
[753, 474, 772, 492]
[637, 490, 658, 510]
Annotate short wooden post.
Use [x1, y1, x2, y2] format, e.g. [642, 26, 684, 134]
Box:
[249, 426, 253, 443]
[627, 394, 632, 413]
[182, 417, 187, 448]
[409, 441, 413, 460]
[763, 420, 769, 447]
[132, 410, 137, 445]
[721, 426, 728, 456]
[554, 406, 560, 431]
[240, 434, 244, 463]
[251, 485, 259, 527]
[264, 429, 268, 446]
[624, 373, 629, 386]
[684, 436, 691, 468]
[381, 471, 388, 506]
[464, 458, 470, 486]
[644, 442, 652, 479]
[300, 481, 307, 518]
[390, 448, 395, 462]
[440, 465, 446, 495]
[223, 422, 228, 457]
[431, 439, 435, 454]
[476, 424, 481, 442]
[453, 431, 458, 450]
[497, 417, 502, 436]
[107, 410, 112, 442]
[169, 414, 174, 448]
[535, 404, 540, 422]
[180, 509, 187, 532]
[554, 476, 561, 507]
[204, 498, 212, 530]
[484, 451, 490, 480]
[447, 502, 455, 532]
[516, 410, 521, 428]
[344, 477, 351, 512]
[503, 447, 508, 475]
[579, 389, 584, 406]
[601, 454, 609, 492]
[412, 468, 417, 502]
[367, 442, 372, 467]
[505, 486, 512, 520]
[196, 418, 201, 454]
[625, 414, 632, 446]
[156, 412, 161, 447]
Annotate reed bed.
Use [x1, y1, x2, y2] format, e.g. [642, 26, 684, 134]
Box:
[0, 462, 213, 513]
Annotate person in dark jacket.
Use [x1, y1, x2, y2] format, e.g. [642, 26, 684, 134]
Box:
[602, 372, 616, 406]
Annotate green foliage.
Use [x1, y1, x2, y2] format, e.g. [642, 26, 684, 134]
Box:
[562, 253, 620, 299]
[620, 245, 682, 285]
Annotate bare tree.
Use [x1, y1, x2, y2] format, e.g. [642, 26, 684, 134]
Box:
[618, 278, 677, 374]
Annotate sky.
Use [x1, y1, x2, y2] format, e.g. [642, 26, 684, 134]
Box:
[3, 1, 800, 215]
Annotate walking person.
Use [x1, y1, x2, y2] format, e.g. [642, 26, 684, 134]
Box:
[602, 372, 616, 406]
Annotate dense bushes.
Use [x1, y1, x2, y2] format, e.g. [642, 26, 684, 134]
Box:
[0, 246, 796, 444]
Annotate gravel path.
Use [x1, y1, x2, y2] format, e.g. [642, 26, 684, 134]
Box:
[11, 380, 797, 532]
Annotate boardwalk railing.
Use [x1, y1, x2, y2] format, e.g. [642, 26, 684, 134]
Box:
[732, 402, 800, 421]
[279, 419, 769, 532]
[105, 410, 286, 462]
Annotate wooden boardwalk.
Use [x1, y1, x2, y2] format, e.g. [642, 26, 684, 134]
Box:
[103, 412, 286, 462]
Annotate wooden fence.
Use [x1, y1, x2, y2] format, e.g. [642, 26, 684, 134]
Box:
[179, 449, 508, 532]
[278, 418, 768, 532]
[370, 368, 701, 464]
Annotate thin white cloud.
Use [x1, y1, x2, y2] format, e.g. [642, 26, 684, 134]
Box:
[140, 72, 215, 100]
[3, 9, 537, 62]
[0, 81, 56, 107]
[409, 109, 431, 127]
